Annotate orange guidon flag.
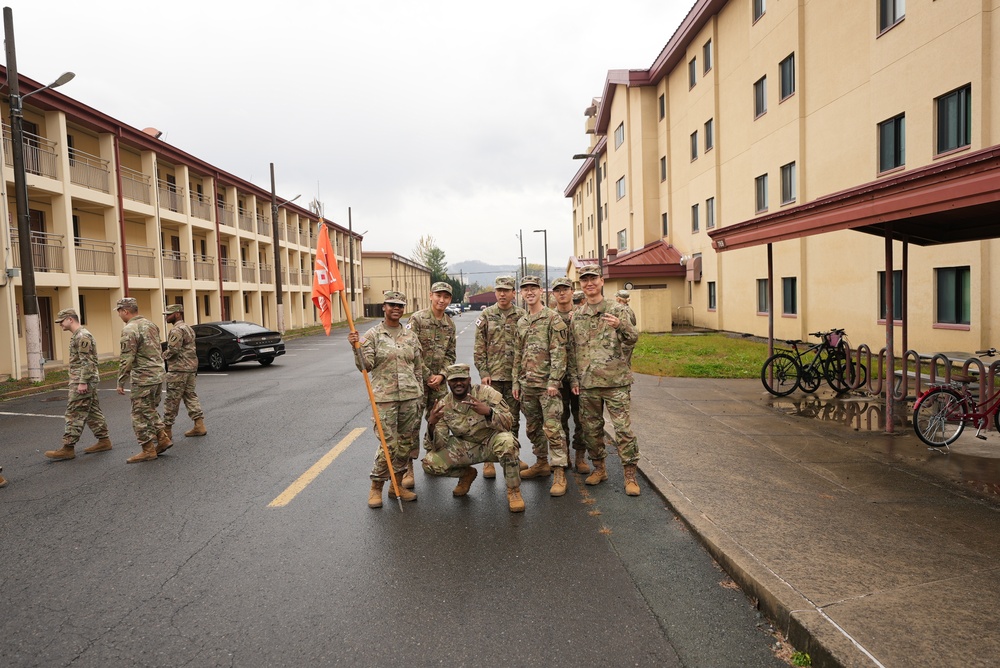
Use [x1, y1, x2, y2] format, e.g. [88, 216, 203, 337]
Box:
[311, 222, 345, 335]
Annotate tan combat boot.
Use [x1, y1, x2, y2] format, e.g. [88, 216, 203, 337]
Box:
[550, 467, 567, 497]
[402, 459, 415, 489]
[184, 418, 207, 437]
[585, 459, 608, 486]
[453, 467, 478, 497]
[575, 449, 591, 475]
[387, 478, 417, 502]
[368, 480, 385, 509]
[520, 457, 551, 479]
[623, 464, 641, 496]
[44, 445, 76, 461]
[507, 487, 525, 513]
[127, 440, 158, 464]
[83, 438, 113, 454]
[155, 429, 173, 455]
[163, 426, 173, 442]
[483, 462, 496, 478]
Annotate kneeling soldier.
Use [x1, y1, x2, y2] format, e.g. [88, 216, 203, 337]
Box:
[421, 364, 525, 512]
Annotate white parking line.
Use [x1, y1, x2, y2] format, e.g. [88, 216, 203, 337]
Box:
[0, 411, 64, 419]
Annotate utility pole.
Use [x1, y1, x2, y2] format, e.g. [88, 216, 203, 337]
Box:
[270, 163, 284, 333]
[348, 207, 355, 316]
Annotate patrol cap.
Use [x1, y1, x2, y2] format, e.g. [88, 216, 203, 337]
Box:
[444, 363, 471, 380]
[578, 264, 601, 278]
[572, 290, 585, 303]
[616, 290, 630, 300]
[430, 281, 453, 295]
[494, 276, 515, 290]
[163, 304, 184, 315]
[552, 277, 573, 290]
[114, 297, 138, 311]
[55, 308, 78, 322]
[383, 290, 407, 305]
[519, 275, 541, 288]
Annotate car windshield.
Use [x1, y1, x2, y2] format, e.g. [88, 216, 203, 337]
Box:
[222, 323, 273, 337]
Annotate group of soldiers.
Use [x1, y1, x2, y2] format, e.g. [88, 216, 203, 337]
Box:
[350, 265, 639, 513]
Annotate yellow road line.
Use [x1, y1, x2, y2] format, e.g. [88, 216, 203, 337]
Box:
[268, 427, 366, 508]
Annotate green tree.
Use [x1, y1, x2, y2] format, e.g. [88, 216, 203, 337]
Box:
[445, 276, 466, 303]
[412, 234, 448, 283]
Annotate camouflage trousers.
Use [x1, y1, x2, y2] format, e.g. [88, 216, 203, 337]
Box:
[420, 383, 449, 454]
[163, 371, 204, 426]
[62, 384, 109, 446]
[130, 383, 165, 445]
[520, 387, 568, 467]
[560, 379, 583, 453]
[578, 386, 639, 465]
[490, 380, 521, 442]
[421, 431, 521, 489]
[370, 397, 422, 481]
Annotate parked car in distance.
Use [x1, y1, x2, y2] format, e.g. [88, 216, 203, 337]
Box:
[192, 321, 285, 371]
[444, 305, 462, 317]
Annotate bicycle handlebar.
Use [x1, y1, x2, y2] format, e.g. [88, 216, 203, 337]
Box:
[809, 328, 847, 339]
[976, 348, 997, 357]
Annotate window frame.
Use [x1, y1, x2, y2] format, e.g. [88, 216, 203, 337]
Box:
[780, 162, 796, 205]
[708, 281, 717, 311]
[617, 228, 627, 251]
[935, 266, 971, 326]
[879, 113, 906, 173]
[756, 278, 770, 314]
[658, 94, 665, 121]
[691, 203, 700, 233]
[877, 270, 903, 322]
[706, 197, 715, 229]
[704, 118, 714, 152]
[690, 131, 699, 161]
[879, 0, 905, 33]
[779, 53, 795, 101]
[661, 212, 669, 237]
[754, 76, 767, 118]
[936, 84, 971, 156]
[660, 156, 667, 182]
[615, 176, 626, 200]
[614, 122, 625, 149]
[781, 277, 797, 316]
[755, 174, 768, 213]
[689, 58, 697, 88]
[703, 40, 713, 73]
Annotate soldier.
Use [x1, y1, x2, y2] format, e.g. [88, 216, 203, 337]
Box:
[44, 308, 113, 461]
[552, 277, 588, 474]
[616, 289, 638, 364]
[405, 281, 456, 489]
[161, 304, 207, 441]
[569, 265, 642, 496]
[512, 276, 570, 496]
[474, 276, 527, 479]
[347, 290, 427, 509]
[115, 297, 170, 463]
[421, 364, 525, 513]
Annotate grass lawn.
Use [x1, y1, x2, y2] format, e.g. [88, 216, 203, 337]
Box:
[632, 332, 771, 378]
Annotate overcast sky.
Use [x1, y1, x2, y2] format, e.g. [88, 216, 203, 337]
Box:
[7, 0, 690, 275]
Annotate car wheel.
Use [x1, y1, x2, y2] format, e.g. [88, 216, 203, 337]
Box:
[258, 356, 274, 367]
[208, 349, 227, 372]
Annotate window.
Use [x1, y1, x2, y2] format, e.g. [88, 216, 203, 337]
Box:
[204, 294, 211, 317]
[690, 131, 699, 160]
[879, 114, 906, 172]
[780, 162, 796, 204]
[936, 85, 971, 155]
[614, 122, 625, 149]
[755, 174, 768, 213]
[616, 176, 626, 200]
[879, 0, 905, 32]
[878, 270, 903, 321]
[78, 294, 87, 325]
[691, 203, 700, 232]
[754, 76, 767, 117]
[689, 58, 697, 88]
[779, 53, 795, 100]
[660, 156, 667, 182]
[936, 266, 971, 325]
[661, 212, 669, 236]
[659, 94, 665, 120]
[703, 40, 712, 73]
[753, 0, 766, 22]
[782, 277, 797, 315]
[617, 229, 627, 250]
[708, 281, 717, 310]
[706, 197, 715, 228]
[757, 278, 770, 314]
[704, 118, 714, 151]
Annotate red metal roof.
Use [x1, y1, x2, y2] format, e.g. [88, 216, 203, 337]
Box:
[603, 240, 686, 279]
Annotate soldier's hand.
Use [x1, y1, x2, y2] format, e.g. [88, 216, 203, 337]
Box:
[481, 375, 492, 386]
[463, 397, 491, 417]
[512, 388, 520, 401]
[545, 386, 560, 398]
[347, 331, 360, 345]
[601, 313, 621, 329]
[427, 373, 444, 390]
[572, 387, 580, 396]
[77, 383, 88, 394]
[427, 401, 444, 426]
[116, 385, 125, 395]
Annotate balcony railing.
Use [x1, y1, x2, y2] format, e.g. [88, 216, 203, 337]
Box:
[217, 202, 235, 227]
[126, 244, 157, 278]
[301, 268, 312, 285]
[74, 237, 115, 275]
[221, 257, 239, 282]
[284, 223, 297, 244]
[68, 148, 110, 193]
[3, 124, 58, 178]
[121, 167, 151, 204]
[190, 192, 212, 221]
[241, 260, 256, 283]
[256, 213, 272, 237]
[10, 231, 65, 272]
[288, 267, 300, 285]
[259, 262, 273, 284]
[157, 179, 185, 213]
[193, 254, 215, 281]
[162, 249, 188, 279]
[235, 210, 252, 230]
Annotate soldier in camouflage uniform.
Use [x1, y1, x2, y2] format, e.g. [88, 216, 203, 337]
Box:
[512, 276, 571, 497]
[44, 308, 112, 461]
[552, 277, 588, 474]
[473, 276, 527, 479]
[616, 289, 638, 364]
[404, 281, 456, 489]
[421, 364, 525, 513]
[569, 265, 642, 496]
[347, 291, 427, 509]
[162, 304, 206, 441]
[115, 297, 169, 463]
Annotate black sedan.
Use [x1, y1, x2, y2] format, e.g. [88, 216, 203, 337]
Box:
[192, 321, 285, 371]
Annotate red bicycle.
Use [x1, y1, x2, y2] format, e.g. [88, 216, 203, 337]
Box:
[912, 348, 999, 447]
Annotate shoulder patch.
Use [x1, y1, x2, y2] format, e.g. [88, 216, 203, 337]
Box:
[475, 317, 484, 327]
[359, 336, 367, 345]
[405, 323, 412, 330]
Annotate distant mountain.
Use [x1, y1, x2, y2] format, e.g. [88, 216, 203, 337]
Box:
[449, 260, 565, 286]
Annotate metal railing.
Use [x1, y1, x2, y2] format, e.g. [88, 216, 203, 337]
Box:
[68, 148, 110, 192]
[10, 231, 65, 272]
[241, 260, 256, 283]
[3, 124, 59, 178]
[162, 249, 188, 280]
[193, 254, 215, 281]
[217, 202, 235, 227]
[259, 262, 273, 284]
[126, 244, 157, 277]
[221, 258, 239, 282]
[73, 237, 115, 275]
[235, 210, 252, 230]
[121, 167, 151, 204]
[288, 268, 300, 285]
[190, 192, 212, 221]
[157, 179, 185, 213]
[284, 223, 296, 244]
[257, 213, 272, 236]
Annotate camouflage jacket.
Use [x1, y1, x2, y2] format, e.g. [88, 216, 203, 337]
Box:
[354, 321, 427, 402]
[406, 309, 456, 383]
[473, 304, 526, 381]
[621, 304, 637, 326]
[554, 307, 579, 389]
[118, 316, 165, 387]
[512, 306, 567, 392]
[68, 327, 100, 385]
[569, 298, 639, 389]
[163, 320, 198, 373]
[431, 384, 513, 449]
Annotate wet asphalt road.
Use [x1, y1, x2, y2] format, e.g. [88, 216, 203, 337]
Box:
[0, 317, 785, 667]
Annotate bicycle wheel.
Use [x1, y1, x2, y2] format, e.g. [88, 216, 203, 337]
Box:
[913, 387, 967, 447]
[798, 365, 821, 393]
[823, 352, 851, 394]
[761, 353, 801, 397]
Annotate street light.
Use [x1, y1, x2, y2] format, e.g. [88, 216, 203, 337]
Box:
[533, 229, 548, 306]
[573, 152, 603, 270]
[4, 7, 75, 380]
[269, 159, 298, 334]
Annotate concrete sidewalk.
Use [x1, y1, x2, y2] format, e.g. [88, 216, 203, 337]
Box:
[632, 375, 1000, 668]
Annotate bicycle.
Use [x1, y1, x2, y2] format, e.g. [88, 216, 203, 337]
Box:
[761, 328, 866, 397]
[912, 348, 999, 447]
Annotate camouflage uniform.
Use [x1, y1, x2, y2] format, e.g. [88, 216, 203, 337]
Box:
[421, 384, 521, 489]
[570, 297, 640, 465]
[555, 306, 583, 454]
[474, 302, 526, 439]
[617, 294, 638, 364]
[406, 308, 456, 451]
[512, 306, 569, 467]
[162, 316, 204, 427]
[62, 325, 110, 446]
[354, 321, 427, 480]
[118, 315, 166, 445]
